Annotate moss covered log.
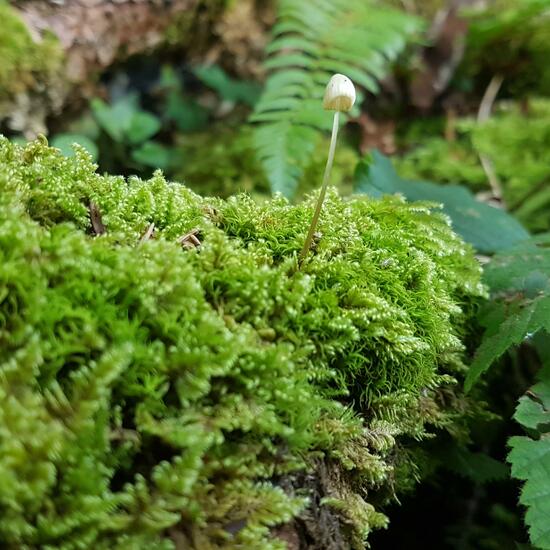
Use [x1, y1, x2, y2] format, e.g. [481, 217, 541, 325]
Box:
[0, 137, 485, 549]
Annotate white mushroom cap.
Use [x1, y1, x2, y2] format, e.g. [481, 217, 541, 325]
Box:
[323, 74, 356, 112]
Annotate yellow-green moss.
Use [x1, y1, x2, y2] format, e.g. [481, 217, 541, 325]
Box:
[0, 136, 485, 548]
[396, 99, 550, 233]
[164, 0, 228, 49]
[173, 126, 270, 198]
[0, 0, 63, 101]
[173, 125, 359, 200]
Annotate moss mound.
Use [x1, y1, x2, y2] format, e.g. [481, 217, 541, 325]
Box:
[0, 137, 484, 549]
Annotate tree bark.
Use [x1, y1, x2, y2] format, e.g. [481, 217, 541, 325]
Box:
[3, 0, 270, 135]
[15, 0, 204, 83]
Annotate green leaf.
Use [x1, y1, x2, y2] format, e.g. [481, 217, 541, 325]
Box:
[508, 436, 550, 549]
[131, 141, 172, 170]
[483, 234, 550, 293]
[465, 236, 550, 391]
[91, 95, 138, 142]
[509, 360, 550, 549]
[194, 65, 261, 106]
[165, 93, 209, 133]
[514, 389, 550, 433]
[515, 336, 550, 432]
[354, 151, 529, 254]
[127, 111, 161, 145]
[51, 134, 98, 161]
[443, 446, 508, 484]
[254, 121, 318, 198]
[65, 113, 100, 140]
[159, 64, 180, 89]
[465, 297, 550, 391]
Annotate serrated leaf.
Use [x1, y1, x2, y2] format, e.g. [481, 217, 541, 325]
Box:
[515, 395, 550, 432]
[465, 237, 550, 390]
[483, 234, 550, 293]
[443, 446, 508, 484]
[508, 435, 550, 549]
[465, 297, 550, 391]
[515, 354, 550, 432]
[354, 151, 529, 254]
[508, 350, 550, 549]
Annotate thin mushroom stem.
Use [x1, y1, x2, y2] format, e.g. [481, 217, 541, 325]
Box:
[299, 111, 340, 263]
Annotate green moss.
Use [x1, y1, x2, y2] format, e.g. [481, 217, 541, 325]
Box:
[0, 0, 63, 101]
[173, 126, 270, 198]
[396, 99, 550, 233]
[397, 137, 487, 192]
[0, 136, 485, 548]
[164, 0, 228, 50]
[321, 491, 389, 548]
[461, 0, 550, 97]
[173, 125, 359, 200]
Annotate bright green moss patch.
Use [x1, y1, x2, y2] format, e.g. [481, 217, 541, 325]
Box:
[0, 0, 63, 101]
[0, 137, 485, 548]
[397, 99, 550, 233]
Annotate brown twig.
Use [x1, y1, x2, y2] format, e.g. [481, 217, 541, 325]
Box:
[139, 222, 155, 244]
[399, 0, 417, 14]
[89, 201, 106, 235]
[177, 228, 201, 250]
[445, 106, 457, 142]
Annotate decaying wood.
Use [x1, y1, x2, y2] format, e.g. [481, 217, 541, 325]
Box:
[273, 460, 353, 550]
[409, 1, 472, 110]
[15, 0, 203, 84]
[354, 112, 396, 155]
[4, 0, 271, 135]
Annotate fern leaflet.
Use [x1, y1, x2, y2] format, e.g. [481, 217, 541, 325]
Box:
[465, 234, 550, 391]
[251, 0, 421, 196]
[508, 340, 550, 549]
[464, 233, 550, 548]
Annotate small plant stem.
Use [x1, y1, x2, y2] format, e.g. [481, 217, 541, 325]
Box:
[477, 74, 504, 202]
[299, 111, 340, 264]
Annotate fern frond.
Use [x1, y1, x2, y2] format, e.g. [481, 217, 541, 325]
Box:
[251, 0, 421, 196]
[464, 234, 550, 391]
[460, 230, 550, 548]
[508, 342, 550, 549]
